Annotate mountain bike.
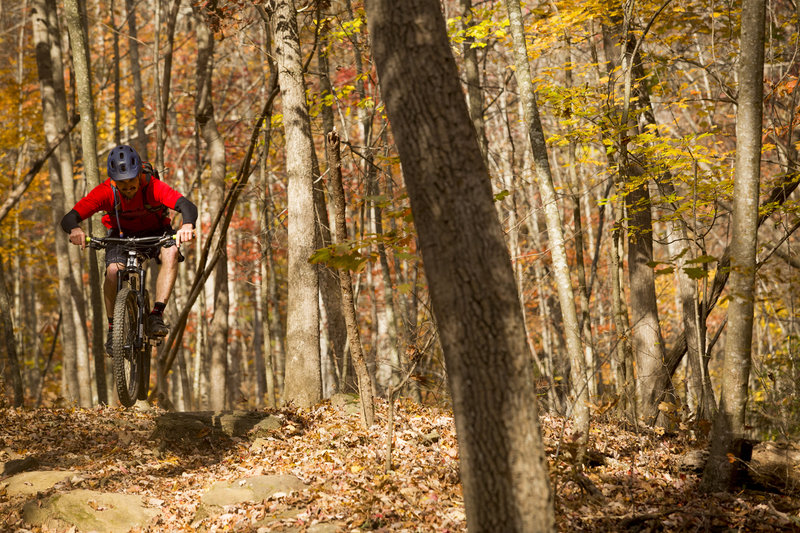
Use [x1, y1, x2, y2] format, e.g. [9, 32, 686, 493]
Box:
[87, 234, 176, 407]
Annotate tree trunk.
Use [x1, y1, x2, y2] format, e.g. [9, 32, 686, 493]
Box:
[155, 0, 182, 172]
[194, 4, 229, 410]
[665, 219, 715, 420]
[459, 0, 488, 160]
[626, 173, 670, 424]
[125, 0, 148, 159]
[562, 36, 598, 399]
[265, 203, 286, 396]
[65, 0, 107, 406]
[251, 197, 267, 407]
[366, 1, 555, 529]
[0, 256, 23, 406]
[309, 10, 348, 399]
[610, 196, 637, 419]
[505, 0, 589, 447]
[0, 113, 77, 407]
[32, 0, 85, 405]
[702, 0, 765, 492]
[267, 0, 321, 408]
[327, 131, 376, 427]
[316, 15, 352, 395]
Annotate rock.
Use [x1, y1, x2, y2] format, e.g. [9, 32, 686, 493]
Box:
[250, 437, 275, 454]
[22, 489, 159, 533]
[201, 474, 308, 507]
[218, 411, 276, 437]
[151, 412, 211, 444]
[749, 441, 800, 493]
[678, 449, 708, 473]
[420, 430, 440, 445]
[194, 474, 308, 524]
[152, 411, 281, 446]
[5, 470, 76, 497]
[330, 393, 361, 416]
[249, 416, 283, 438]
[2, 456, 39, 476]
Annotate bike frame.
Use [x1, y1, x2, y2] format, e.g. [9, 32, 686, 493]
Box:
[87, 234, 175, 405]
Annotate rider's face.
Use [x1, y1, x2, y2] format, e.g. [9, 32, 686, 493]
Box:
[113, 174, 141, 200]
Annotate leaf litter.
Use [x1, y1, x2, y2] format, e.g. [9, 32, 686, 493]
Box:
[1, 400, 799, 531]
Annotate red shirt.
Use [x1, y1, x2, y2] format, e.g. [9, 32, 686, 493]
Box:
[72, 178, 183, 234]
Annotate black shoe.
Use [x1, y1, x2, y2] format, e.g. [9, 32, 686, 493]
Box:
[105, 333, 114, 356]
[147, 313, 169, 337]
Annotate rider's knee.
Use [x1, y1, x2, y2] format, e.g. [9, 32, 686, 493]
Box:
[106, 262, 121, 279]
[161, 245, 179, 264]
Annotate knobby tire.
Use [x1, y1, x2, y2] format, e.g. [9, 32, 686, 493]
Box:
[112, 287, 142, 407]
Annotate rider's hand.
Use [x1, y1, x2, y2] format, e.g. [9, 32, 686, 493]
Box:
[176, 224, 195, 245]
[69, 227, 86, 250]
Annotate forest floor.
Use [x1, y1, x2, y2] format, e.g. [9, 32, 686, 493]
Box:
[1, 396, 800, 532]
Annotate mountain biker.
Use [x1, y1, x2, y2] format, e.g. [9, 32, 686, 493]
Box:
[60, 144, 197, 355]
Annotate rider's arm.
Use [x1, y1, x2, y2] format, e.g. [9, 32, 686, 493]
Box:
[61, 210, 87, 249]
[60, 209, 82, 233]
[174, 197, 198, 228]
[61, 182, 114, 249]
[63, 181, 114, 232]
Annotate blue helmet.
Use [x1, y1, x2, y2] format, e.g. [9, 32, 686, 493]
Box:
[107, 145, 141, 181]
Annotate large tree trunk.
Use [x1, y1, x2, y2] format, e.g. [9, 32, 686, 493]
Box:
[366, 1, 555, 530]
[701, 0, 765, 492]
[64, 0, 106, 406]
[267, 0, 321, 408]
[32, 0, 86, 405]
[194, 4, 229, 410]
[625, 166, 669, 425]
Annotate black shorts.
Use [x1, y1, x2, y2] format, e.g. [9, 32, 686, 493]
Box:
[104, 227, 178, 267]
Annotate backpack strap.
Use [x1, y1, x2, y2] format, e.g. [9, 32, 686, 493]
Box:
[140, 161, 168, 217]
[110, 183, 125, 237]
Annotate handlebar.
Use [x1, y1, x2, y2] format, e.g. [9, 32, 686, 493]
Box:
[86, 234, 177, 250]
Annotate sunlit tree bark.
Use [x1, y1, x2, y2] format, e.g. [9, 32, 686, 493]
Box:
[194, 3, 229, 410]
[65, 0, 107, 406]
[32, 0, 87, 405]
[505, 0, 589, 447]
[702, 0, 766, 492]
[266, 0, 321, 408]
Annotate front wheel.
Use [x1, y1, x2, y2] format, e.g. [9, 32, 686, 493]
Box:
[112, 287, 143, 407]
